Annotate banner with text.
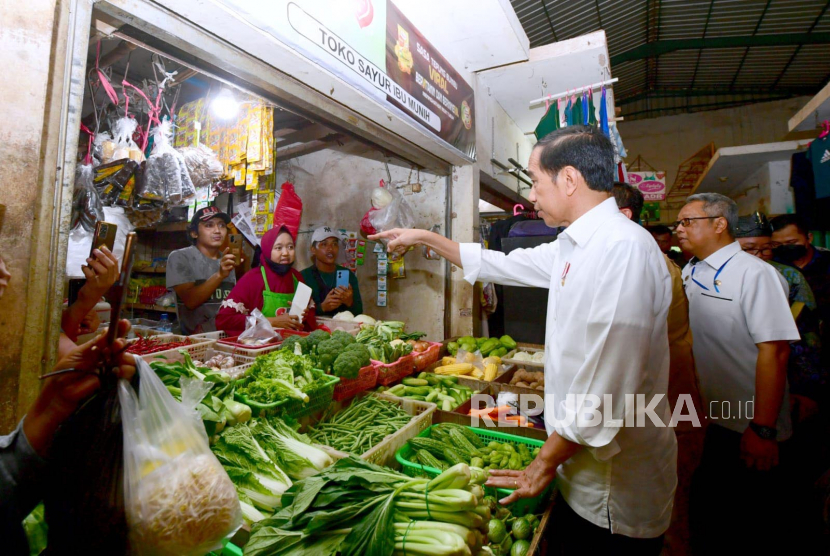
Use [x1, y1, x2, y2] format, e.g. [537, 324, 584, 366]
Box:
[217, 0, 476, 159]
[628, 171, 667, 201]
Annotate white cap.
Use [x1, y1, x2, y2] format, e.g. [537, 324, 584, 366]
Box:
[311, 226, 340, 244]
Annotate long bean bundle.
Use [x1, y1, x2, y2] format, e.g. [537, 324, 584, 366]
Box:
[306, 395, 413, 454]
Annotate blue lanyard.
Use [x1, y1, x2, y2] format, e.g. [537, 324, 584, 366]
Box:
[691, 254, 737, 293]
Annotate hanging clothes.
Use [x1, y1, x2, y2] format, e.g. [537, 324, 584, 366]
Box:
[582, 90, 590, 125]
[587, 90, 597, 126]
[568, 95, 581, 126]
[600, 87, 610, 137]
[534, 99, 560, 140]
[559, 98, 569, 128]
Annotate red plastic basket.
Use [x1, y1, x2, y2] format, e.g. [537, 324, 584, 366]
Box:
[412, 342, 442, 372]
[373, 353, 416, 386]
[331, 364, 379, 402]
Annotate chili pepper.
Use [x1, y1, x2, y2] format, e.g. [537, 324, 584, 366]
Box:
[127, 337, 192, 355]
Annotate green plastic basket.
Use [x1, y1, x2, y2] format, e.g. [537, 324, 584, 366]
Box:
[395, 424, 553, 516]
[279, 370, 340, 419]
[207, 539, 243, 556]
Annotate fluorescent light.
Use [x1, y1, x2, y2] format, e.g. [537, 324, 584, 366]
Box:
[211, 89, 239, 119]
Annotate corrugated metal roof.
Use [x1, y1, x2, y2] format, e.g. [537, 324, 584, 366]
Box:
[509, 0, 830, 120]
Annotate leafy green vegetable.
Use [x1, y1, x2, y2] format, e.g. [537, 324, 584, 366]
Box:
[238, 377, 309, 404]
[251, 418, 333, 479]
[331, 329, 356, 345]
[280, 334, 308, 354]
[306, 329, 331, 352]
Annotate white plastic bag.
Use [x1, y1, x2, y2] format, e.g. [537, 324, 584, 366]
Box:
[368, 183, 415, 235]
[119, 359, 242, 556]
[179, 144, 223, 188]
[112, 117, 145, 162]
[65, 206, 135, 278]
[237, 308, 281, 346]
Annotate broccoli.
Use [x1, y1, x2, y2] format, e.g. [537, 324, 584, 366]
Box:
[342, 342, 371, 368]
[332, 352, 364, 379]
[306, 330, 331, 353]
[280, 335, 308, 354]
[315, 338, 346, 371]
[331, 330, 356, 346]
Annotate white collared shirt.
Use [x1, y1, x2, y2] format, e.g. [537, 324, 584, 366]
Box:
[459, 197, 677, 538]
[682, 241, 799, 440]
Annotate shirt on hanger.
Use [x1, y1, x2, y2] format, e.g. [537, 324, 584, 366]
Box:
[807, 135, 830, 199]
[534, 100, 560, 140]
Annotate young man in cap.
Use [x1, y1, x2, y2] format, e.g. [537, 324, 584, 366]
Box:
[166, 206, 238, 334]
[300, 226, 363, 317]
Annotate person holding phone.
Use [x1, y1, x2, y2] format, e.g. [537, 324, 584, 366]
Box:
[216, 224, 317, 334]
[300, 226, 363, 317]
[166, 206, 238, 335]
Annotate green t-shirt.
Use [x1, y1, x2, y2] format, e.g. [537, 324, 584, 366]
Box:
[808, 135, 830, 199]
[299, 265, 363, 318]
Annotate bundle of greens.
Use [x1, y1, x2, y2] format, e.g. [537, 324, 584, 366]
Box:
[151, 352, 251, 436]
[245, 456, 491, 556]
[354, 321, 422, 364]
[237, 350, 322, 406]
[306, 394, 414, 455]
[286, 329, 371, 379]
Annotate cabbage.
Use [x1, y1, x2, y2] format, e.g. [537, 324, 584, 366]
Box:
[333, 311, 355, 322]
[354, 314, 376, 325]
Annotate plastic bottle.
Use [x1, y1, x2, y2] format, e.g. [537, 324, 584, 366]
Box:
[158, 313, 172, 333]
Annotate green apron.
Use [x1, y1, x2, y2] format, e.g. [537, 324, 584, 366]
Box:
[260, 266, 298, 318]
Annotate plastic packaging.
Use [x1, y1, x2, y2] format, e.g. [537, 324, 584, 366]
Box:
[158, 314, 172, 333]
[94, 131, 114, 165]
[72, 163, 105, 231]
[119, 358, 242, 556]
[141, 121, 182, 205]
[179, 143, 223, 188]
[368, 183, 415, 237]
[94, 159, 140, 207]
[237, 308, 281, 346]
[111, 117, 145, 163]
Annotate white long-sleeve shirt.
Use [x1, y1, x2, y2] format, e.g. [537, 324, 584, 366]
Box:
[459, 197, 677, 538]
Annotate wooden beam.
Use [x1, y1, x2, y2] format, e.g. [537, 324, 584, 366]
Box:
[277, 134, 346, 160]
[276, 123, 334, 145]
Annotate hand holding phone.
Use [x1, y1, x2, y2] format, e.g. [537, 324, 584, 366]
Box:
[336, 269, 349, 289]
[229, 234, 243, 266]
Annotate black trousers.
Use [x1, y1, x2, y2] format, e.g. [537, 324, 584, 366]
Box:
[689, 424, 797, 556]
[549, 499, 665, 555]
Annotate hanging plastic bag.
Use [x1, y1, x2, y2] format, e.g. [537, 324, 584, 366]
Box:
[119, 358, 242, 556]
[138, 121, 180, 205]
[94, 131, 114, 165]
[272, 182, 303, 237]
[71, 163, 105, 231]
[179, 143, 224, 188]
[112, 117, 145, 163]
[369, 181, 415, 235]
[237, 308, 281, 346]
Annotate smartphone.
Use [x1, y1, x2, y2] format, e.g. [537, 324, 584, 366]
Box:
[229, 234, 243, 265]
[90, 221, 118, 258]
[107, 232, 137, 344]
[336, 269, 349, 288]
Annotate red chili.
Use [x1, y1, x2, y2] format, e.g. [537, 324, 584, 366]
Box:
[127, 337, 191, 355]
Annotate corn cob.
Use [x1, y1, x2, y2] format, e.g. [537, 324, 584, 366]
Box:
[483, 363, 498, 381]
[434, 363, 473, 375]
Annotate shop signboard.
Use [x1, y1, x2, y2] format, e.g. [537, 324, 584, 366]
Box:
[216, 0, 476, 159]
[628, 171, 666, 201]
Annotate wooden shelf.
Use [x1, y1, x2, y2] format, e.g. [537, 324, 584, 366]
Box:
[789, 81, 830, 132]
[126, 303, 176, 313]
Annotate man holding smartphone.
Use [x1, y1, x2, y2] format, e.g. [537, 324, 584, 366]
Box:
[167, 206, 238, 334]
[301, 226, 363, 317]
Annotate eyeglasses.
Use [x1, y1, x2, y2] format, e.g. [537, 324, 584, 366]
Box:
[742, 246, 773, 256]
[670, 216, 720, 230]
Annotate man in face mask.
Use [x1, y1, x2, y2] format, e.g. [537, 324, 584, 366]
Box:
[771, 214, 830, 371]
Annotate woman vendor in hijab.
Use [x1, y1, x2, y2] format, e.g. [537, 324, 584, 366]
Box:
[216, 224, 316, 333]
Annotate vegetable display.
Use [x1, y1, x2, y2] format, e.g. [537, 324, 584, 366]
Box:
[244, 456, 491, 556]
[355, 320, 423, 363]
[284, 330, 372, 380]
[447, 335, 515, 358]
[380, 372, 476, 411]
[407, 423, 539, 472]
[435, 355, 502, 381]
[332, 310, 377, 325]
[127, 336, 191, 355]
[236, 350, 323, 407]
[507, 350, 545, 364]
[481, 501, 541, 556]
[306, 395, 414, 455]
[508, 368, 545, 391]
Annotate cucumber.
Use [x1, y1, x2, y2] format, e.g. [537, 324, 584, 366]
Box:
[387, 384, 407, 396]
[404, 386, 431, 396]
[442, 399, 453, 411]
[425, 390, 439, 403]
[403, 378, 429, 387]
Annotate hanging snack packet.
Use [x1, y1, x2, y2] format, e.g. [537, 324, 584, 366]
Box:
[112, 117, 144, 163]
[119, 358, 242, 555]
[71, 163, 105, 231]
[139, 121, 181, 205]
[179, 143, 223, 188]
[94, 159, 139, 206]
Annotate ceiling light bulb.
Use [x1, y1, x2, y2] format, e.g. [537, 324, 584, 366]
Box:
[211, 90, 239, 119]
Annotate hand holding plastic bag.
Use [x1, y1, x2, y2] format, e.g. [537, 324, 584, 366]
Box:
[368, 183, 415, 238]
[119, 358, 241, 555]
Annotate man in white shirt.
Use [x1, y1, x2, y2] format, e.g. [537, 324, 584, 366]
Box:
[372, 126, 677, 553]
[676, 193, 799, 554]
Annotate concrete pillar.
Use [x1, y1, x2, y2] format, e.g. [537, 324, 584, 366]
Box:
[448, 164, 479, 337]
[0, 0, 90, 432]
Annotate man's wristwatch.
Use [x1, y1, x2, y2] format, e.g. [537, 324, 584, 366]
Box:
[748, 421, 777, 440]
